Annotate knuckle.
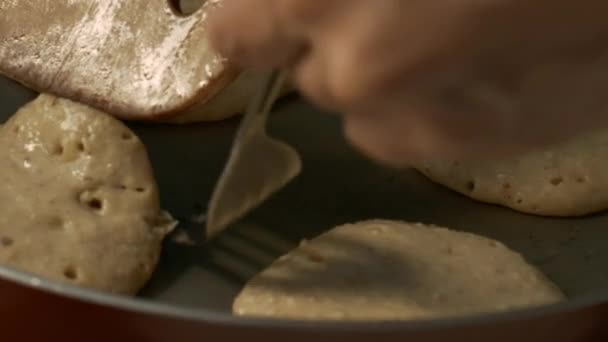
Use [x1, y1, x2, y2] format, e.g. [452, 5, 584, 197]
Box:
[275, 0, 325, 24]
[327, 56, 374, 109]
[293, 66, 332, 108]
[343, 114, 413, 166]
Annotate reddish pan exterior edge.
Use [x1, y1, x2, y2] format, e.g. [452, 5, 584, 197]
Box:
[1, 277, 607, 342]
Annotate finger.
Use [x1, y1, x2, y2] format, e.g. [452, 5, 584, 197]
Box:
[342, 98, 525, 167]
[289, 0, 378, 111]
[343, 108, 452, 167]
[274, 0, 330, 28]
[209, 0, 338, 68]
[290, 43, 337, 110]
[208, 0, 306, 68]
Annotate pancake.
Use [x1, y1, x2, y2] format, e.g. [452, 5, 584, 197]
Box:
[417, 130, 608, 216]
[0, 94, 175, 295]
[0, 0, 292, 123]
[0, 0, 234, 121]
[234, 220, 564, 321]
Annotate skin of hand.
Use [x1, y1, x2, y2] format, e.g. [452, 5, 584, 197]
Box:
[208, 0, 608, 167]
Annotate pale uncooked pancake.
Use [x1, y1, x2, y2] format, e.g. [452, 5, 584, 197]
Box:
[233, 220, 564, 321]
[0, 94, 175, 295]
[417, 131, 608, 217]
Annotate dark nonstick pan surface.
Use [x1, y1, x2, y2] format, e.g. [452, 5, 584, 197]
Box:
[2, 74, 608, 341]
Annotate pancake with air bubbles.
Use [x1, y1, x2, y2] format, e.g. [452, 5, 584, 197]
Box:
[0, 94, 175, 295]
[234, 220, 564, 321]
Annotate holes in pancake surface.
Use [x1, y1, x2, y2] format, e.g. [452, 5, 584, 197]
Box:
[63, 266, 79, 280]
[466, 180, 476, 192]
[576, 177, 586, 184]
[51, 143, 64, 156]
[51, 139, 87, 161]
[79, 190, 105, 213]
[121, 132, 134, 141]
[443, 245, 454, 255]
[136, 262, 150, 274]
[0, 236, 14, 247]
[87, 198, 103, 210]
[116, 184, 146, 193]
[550, 177, 563, 186]
[47, 216, 64, 230]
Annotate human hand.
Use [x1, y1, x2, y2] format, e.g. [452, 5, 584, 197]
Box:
[209, 0, 608, 166]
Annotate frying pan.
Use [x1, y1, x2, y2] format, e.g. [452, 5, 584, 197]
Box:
[4, 4, 608, 336]
[2, 76, 608, 342]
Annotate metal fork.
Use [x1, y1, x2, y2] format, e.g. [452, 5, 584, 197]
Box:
[205, 70, 302, 239]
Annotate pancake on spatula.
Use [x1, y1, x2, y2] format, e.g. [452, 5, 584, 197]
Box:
[0, 0, 285, 123]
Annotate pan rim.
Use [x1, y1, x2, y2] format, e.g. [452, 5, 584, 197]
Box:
[0, 263, 603, 332]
